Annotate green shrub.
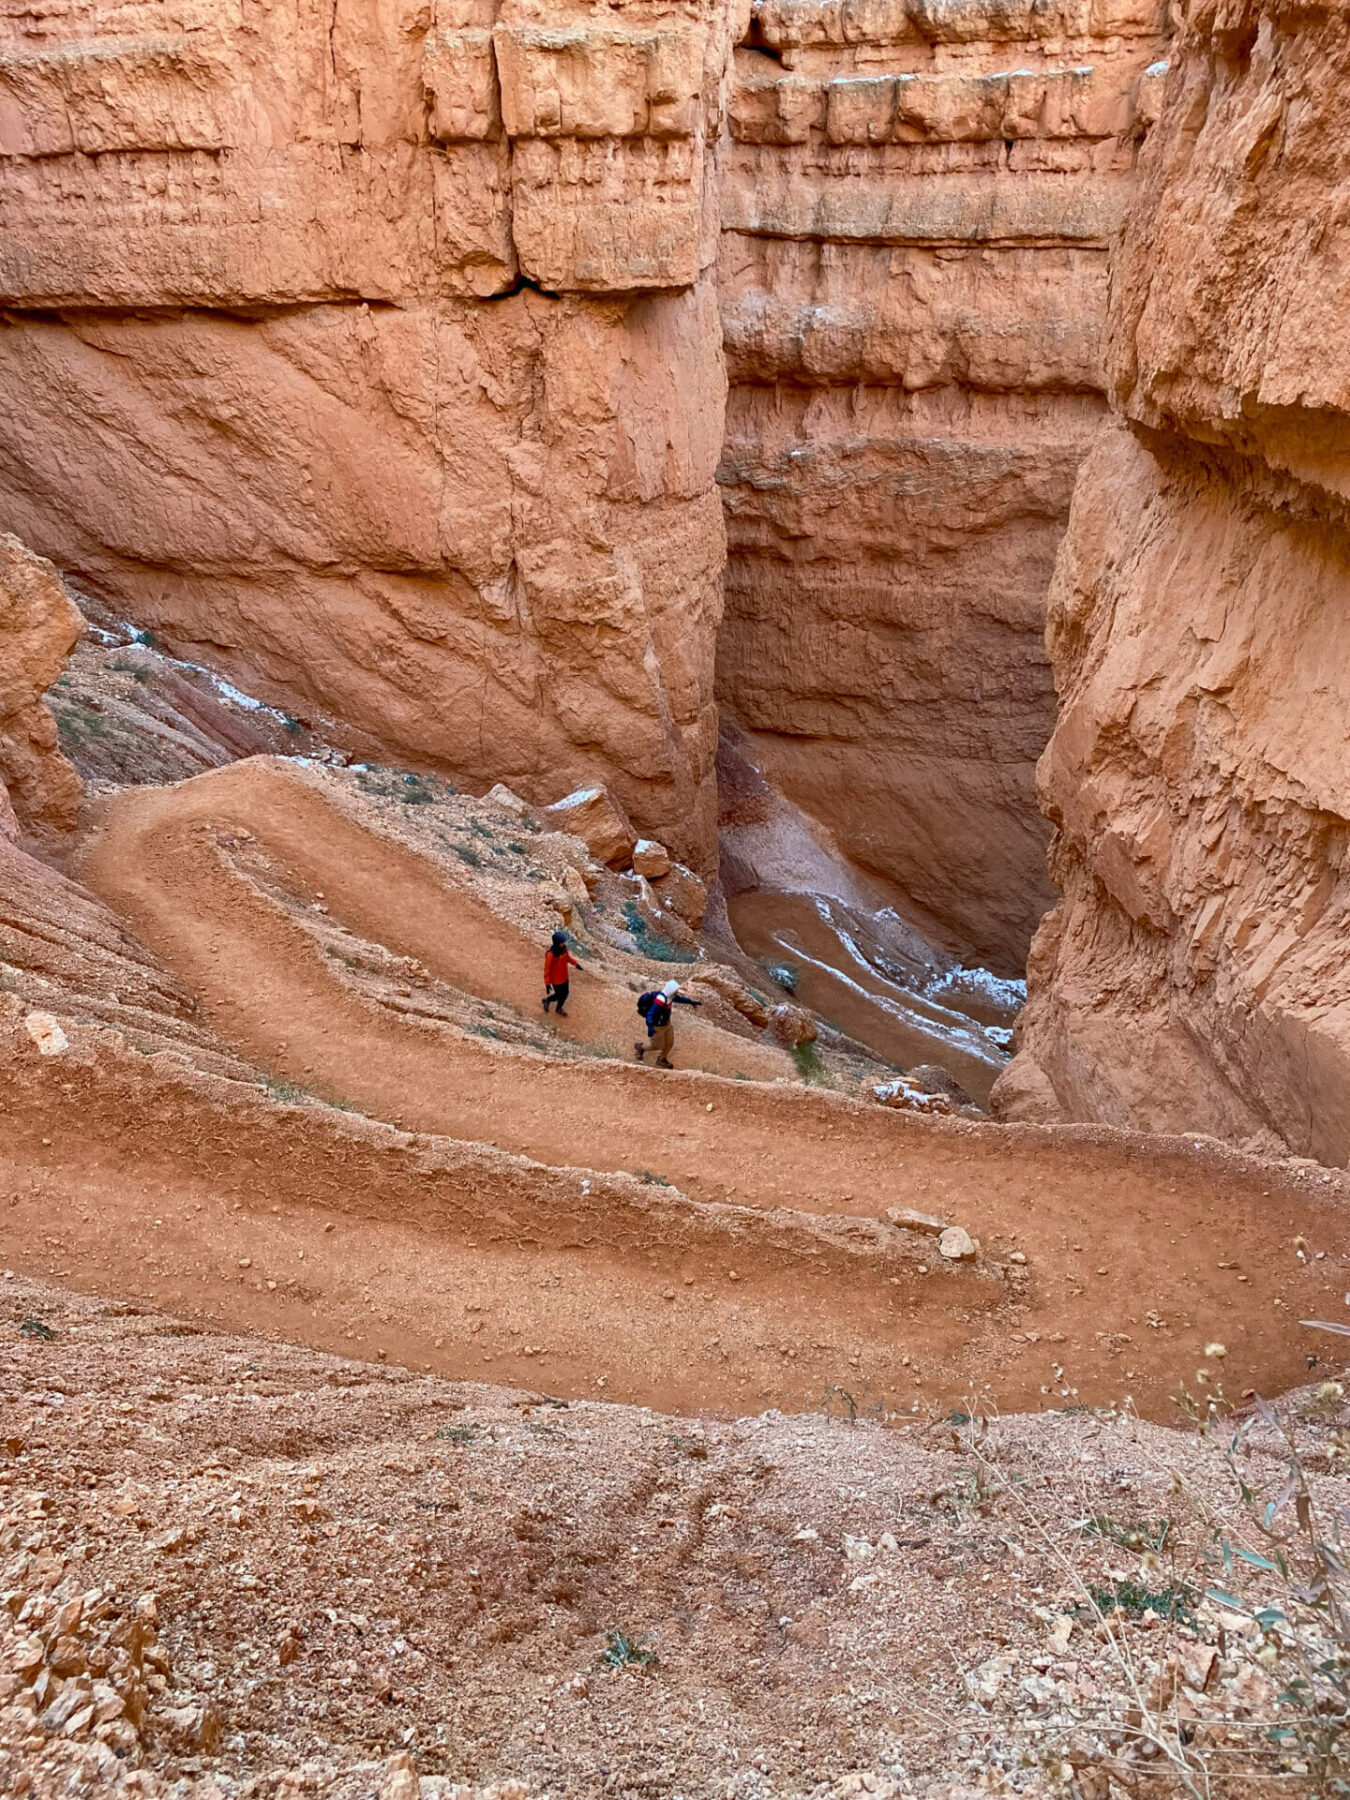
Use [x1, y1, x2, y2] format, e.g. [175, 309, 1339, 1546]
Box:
[791, 1041, 826, 1083]
[623, 900, 684, 963]
[1086, 1578, 1197, 1626]
[601, 1630, 658, 1670]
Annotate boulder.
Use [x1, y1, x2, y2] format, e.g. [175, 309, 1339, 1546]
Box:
[939, 1225, 977, 1262]
[538, 880, 573, 923]
[542, 785, 637, 869]
[24, 1011, 68, 1057]
[560, 866, 591, 910]
[156, 1698, 223, 1755]
[485, 783, 530, 817]
[649, 862, 708, 929]
[906, 1064, 976, 1109]
[632, 837, 672, 878]
[688, 965, 769, 1028]
[766, 1001, 817, 1049]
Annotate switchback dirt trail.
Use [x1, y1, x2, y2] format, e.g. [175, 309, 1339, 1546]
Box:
[45, 757, 1350, 1418]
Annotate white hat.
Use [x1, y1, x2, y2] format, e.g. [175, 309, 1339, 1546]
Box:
[661, 980, 680, 998]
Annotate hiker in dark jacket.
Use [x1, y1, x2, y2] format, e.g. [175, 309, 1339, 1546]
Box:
[543, 931, 581, 1017]
[635, 979, 701, 1068]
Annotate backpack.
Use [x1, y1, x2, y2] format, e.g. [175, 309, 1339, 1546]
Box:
[637, 991, 659, 1019]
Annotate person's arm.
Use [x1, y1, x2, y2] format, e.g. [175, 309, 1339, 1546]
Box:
[568, 952, 582, 971]
[673, 992, 701, 1008]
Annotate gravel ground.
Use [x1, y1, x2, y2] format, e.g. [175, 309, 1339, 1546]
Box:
[2, 1277, 1347, 1800]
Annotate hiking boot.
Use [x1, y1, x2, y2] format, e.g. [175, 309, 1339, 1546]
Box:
[634, 1043, 647, 1061]
[656, 1058, 674, 1069]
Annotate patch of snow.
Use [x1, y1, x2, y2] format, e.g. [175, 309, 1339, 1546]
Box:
[195, 670, 273, 714]
[771, 933, 1003, 1070]
[552, 787, 604, 810]
[871, 1078, 950, 1115]
[927, 967, 1026, 1014]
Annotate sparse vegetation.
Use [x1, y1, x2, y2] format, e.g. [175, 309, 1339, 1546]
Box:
[18, 1318, 55, 1341]
[435, 1423, 480, 1446]
[53, 699, 126, 745]
[622, 900, 685, 963]
[601, 1629, 659, 1670]
[263, 1078, 310, 1106]
[453, 843, 482, 867]
[354, 765, 450, 807]
[790, 1041, 827, 1083]
[637, 1170, 671, 1187]
[1077, 1513, 1174, 1553]
[1085, 1576, 1197, 1625]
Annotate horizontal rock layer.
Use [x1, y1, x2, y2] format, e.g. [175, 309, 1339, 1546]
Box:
[0, 0, 748, 873]
[713, 0, 1168, 968]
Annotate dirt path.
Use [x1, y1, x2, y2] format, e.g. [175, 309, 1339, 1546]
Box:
[43, 756, 1350, 1419]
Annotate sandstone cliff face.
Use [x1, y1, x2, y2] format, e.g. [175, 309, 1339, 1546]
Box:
[0, 0, 746, 872]
[713, 0, 1170, 970]
[0, 533, 83, 841]
[0, 0, 1176, 961]
[1001, 1, 1350, 1162]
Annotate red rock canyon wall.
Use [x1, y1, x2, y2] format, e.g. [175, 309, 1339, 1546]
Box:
[714, 0, 1170, 969]
[0, 533, 83, 842]
[0, 0, 747, 872]
[0, 0, 1174, 959]
[1000, 0, 1350, 1162]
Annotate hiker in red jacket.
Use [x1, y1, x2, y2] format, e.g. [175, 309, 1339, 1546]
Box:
[543, 931, 581, 1017]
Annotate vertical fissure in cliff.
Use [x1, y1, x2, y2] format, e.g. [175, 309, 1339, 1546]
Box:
[709, 0, 1172, 979]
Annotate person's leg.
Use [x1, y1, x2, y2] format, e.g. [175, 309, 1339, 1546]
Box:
[543, 985, 555, 1011]
[651, 1023, 674, 1067]
[554, 981, 570, 1017]
[634, 1037, 648, 1061]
